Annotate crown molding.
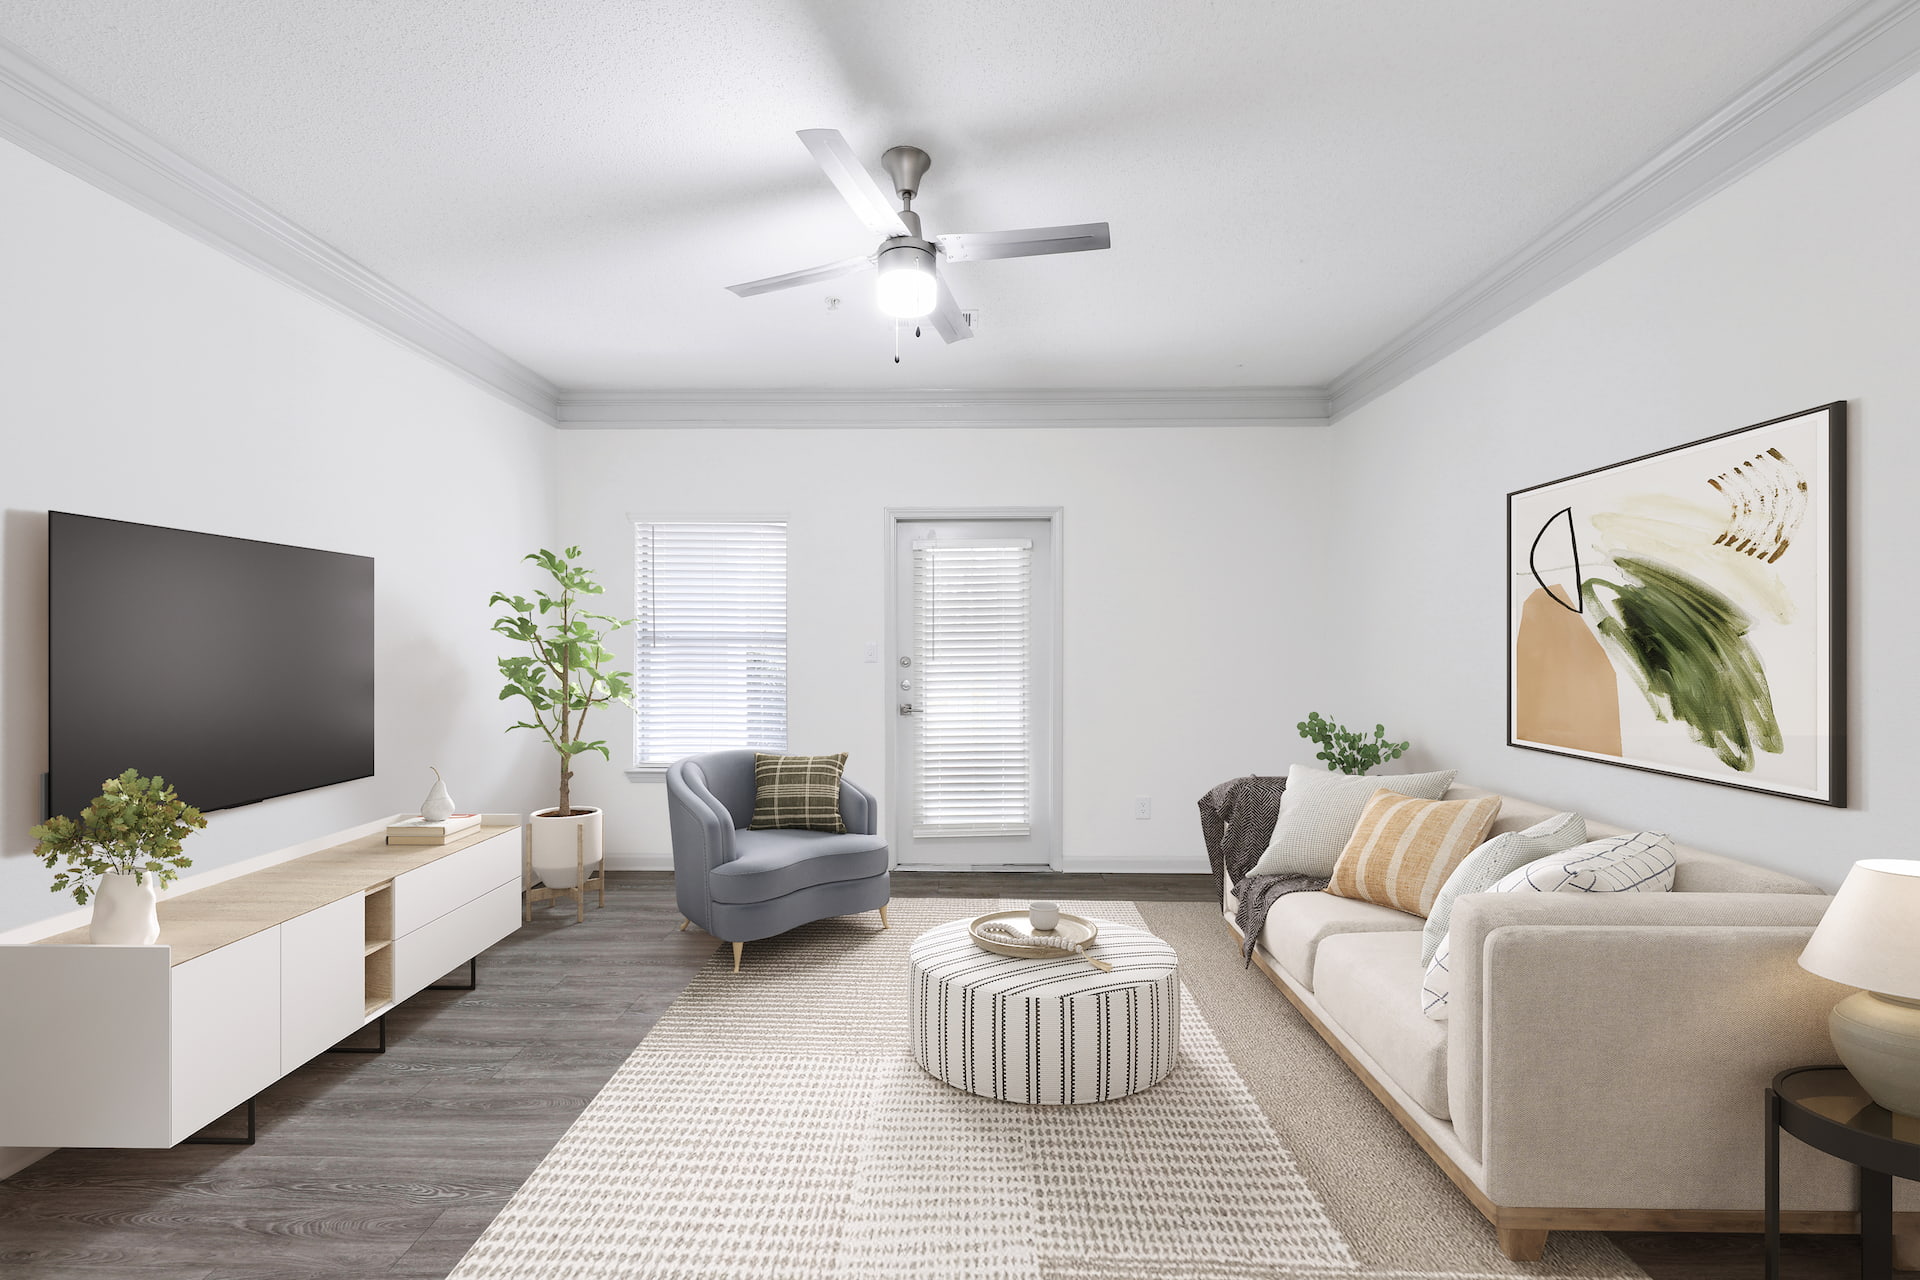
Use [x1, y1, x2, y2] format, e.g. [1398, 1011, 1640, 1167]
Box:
[554, 386, 1330, 428]
[1328, 0, 1920, 421]
[0, 38, 560, 423]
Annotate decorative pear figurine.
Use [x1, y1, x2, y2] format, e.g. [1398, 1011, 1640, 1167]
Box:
[420, 767, 455, 822]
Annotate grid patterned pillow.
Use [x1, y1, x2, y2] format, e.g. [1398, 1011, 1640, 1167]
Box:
[749, 753, 848, 833]
[1421, 830, 1675, 1020]
[1326, 790, 1503, 917]
[1420, 811, 1587, 966]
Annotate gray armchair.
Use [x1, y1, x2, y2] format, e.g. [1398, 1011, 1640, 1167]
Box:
[667, 750, 891, 971]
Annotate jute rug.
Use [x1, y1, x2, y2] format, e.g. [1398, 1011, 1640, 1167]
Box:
[449, 899, 1646, 1280]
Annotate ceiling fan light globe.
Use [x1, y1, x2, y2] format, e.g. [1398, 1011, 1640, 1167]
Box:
[875, 243, 938, 319]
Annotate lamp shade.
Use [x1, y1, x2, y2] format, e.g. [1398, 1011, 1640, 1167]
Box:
[1799, 859, 1920, 997]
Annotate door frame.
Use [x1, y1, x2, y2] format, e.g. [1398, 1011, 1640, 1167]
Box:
[882, 507, 1065, 872]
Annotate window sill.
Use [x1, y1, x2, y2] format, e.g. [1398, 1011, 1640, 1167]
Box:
[625, 766, 670, 782]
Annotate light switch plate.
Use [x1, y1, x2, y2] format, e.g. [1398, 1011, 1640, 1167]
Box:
[863, 643, 879, 663]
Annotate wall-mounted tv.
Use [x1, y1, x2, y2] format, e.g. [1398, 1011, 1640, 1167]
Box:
[48, 512, 375, 818]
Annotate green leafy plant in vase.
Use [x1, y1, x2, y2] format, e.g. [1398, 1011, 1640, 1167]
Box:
[32, 769, 206, 944]
[1297, 711, 1410, 776]
[490, 546, 634, 891]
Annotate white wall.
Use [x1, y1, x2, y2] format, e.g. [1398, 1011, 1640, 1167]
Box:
[1326, 71, 1920, 890]
[0, 138, 558, 939]
[556, 425, 1335, 872]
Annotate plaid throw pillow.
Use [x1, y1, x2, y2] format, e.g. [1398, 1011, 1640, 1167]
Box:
[749, 753, 848, 833]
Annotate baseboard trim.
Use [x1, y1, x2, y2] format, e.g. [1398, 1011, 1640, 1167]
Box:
[604, 852, 674, 872]
[1060, 855, 1208, 875]
[0, 1146, 54, 1180]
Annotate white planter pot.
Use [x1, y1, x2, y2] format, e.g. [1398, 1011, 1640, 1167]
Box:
[529, 807, 603, 889]
[91, 872, 160, 945]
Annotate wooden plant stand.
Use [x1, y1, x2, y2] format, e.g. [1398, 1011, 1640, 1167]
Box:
[523, 822, 605, 923]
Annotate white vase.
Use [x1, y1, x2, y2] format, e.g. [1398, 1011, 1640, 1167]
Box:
[420, 767, 455, 822]
[529, 807, 603, 889]
[91, 872, 160, 945]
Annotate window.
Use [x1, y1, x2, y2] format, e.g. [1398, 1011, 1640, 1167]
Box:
[911, 538, 1032, 836]
[632, 520, 787, 766]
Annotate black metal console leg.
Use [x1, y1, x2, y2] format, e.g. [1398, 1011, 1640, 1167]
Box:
[428, 956, 478, 991]
[325, 1013, 387, 1054]
[181, 1097, 256, 1146]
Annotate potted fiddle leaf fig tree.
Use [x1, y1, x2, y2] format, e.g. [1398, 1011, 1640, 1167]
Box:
[490, 547, 633, 889]
[32, 769, 206, 944]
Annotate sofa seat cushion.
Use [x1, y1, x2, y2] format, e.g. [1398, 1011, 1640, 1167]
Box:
[1258, 889, 1422, 991]
[710, 829, 888, 903]
[1313, 930, 1449, 1120]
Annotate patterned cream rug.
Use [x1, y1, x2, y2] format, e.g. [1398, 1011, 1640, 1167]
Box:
[449, 898, 1645, 1280]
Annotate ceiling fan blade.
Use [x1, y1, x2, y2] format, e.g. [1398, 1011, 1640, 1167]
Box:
[725, 254, 871, 298]
[935, 222, 1111, 263]
[925, 277, 973, 344]
[796, 129, 911, 239]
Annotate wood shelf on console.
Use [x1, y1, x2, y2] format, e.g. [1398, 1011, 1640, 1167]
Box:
[32, 827, 509, 965]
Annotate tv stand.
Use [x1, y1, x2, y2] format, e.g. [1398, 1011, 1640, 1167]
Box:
[0, 821, 521, 1149]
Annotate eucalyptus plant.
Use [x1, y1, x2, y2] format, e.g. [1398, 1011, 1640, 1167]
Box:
[32, 769, 206, 906]
[489, 546, 634, 817]
[1297, 711, 1411, 776]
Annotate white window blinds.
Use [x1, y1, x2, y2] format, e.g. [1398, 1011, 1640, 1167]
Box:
[633, 521, 787, 765]
[911, 538, 1033, 837]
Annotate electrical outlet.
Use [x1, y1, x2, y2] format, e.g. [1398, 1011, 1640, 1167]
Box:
[863, 643, 879, 663]
[1134, 797, 1152, 820]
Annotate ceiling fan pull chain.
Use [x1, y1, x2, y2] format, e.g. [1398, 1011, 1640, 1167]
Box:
[893, 320, 901, 364]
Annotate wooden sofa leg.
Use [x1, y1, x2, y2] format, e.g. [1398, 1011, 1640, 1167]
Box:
[878, 904, 890, 930]
[1496, 1228, 1548, 1261]
[732, 941, 744, 973]
[679, 918, 690, 931]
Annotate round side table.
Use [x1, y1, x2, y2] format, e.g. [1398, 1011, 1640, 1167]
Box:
[1767, 1066, 1920, 1280]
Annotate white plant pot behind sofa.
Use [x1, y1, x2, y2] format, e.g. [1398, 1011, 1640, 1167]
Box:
[1226, 782, 1914, 1261]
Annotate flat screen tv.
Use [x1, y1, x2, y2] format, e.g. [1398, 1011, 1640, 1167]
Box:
[48, 512, 375, 818]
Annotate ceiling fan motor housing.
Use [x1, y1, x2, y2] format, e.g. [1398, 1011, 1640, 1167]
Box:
[876, 238, 936, 273]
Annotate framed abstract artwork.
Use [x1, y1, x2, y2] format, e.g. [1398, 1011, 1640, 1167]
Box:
[1507, 402, 1846, 806]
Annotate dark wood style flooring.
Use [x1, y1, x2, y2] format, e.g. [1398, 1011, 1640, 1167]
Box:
[0, 870, 1887, 1278]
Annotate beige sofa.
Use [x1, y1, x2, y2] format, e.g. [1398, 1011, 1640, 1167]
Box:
[1223, 782, 1902, 1261]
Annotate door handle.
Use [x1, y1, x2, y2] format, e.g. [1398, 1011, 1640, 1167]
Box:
[898, 703, 916, 715]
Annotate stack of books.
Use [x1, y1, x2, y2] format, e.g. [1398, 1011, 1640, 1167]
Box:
[386, 813, 482, 845]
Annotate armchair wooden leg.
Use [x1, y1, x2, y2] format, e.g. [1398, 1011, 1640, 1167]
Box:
[1496, 1228, 1548, 1262]
[732, 941, 744, 973]
[679, 918, 691, 931]
[878, 904, 890, 930]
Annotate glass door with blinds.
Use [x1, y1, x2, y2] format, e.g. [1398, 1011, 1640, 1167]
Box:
[890, 516, 1057, 870]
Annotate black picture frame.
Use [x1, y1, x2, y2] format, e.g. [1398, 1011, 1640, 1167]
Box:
[1505, 401, 1847, 807]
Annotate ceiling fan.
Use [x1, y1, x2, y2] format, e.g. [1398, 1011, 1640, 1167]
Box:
[725, 129, 1111, 343]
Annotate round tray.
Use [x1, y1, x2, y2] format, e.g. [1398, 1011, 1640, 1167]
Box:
[969, 909, 1100, 960]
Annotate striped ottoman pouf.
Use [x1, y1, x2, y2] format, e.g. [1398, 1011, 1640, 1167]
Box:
[907, 917, 1180, 1104]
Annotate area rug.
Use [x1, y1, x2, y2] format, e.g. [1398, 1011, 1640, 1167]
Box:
[449, 899, 1645, 1280]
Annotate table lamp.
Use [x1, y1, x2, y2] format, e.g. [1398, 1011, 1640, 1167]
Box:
[1798, 859, 1920, 1116]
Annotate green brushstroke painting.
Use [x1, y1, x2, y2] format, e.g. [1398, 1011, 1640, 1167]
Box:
[1582, 557, 1782, 772]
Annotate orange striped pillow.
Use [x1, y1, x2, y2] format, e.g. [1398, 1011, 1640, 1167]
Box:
[1327, 790, 1503, 917]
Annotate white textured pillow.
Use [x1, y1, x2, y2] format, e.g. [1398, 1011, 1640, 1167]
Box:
[1421, 830, 1676, 1020]
[1249, 763, 1458, 879]
[1420, 811, 1587, 966]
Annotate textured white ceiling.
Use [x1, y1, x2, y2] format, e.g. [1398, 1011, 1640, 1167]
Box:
[1, 1, 1855, 390]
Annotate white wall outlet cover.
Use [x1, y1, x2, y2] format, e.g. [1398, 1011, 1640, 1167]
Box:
[1134, 797, 1152, 820]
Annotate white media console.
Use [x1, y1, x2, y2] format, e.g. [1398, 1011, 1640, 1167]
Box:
[0, 821, 522, 1148]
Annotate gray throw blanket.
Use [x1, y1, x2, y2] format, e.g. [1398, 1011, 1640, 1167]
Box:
[1198, 775, 1330, 965]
